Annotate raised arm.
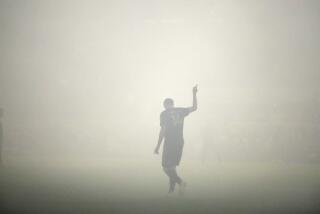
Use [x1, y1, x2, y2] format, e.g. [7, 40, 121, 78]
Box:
[188, 84, 198, 113]
[154, 126, 165, 154]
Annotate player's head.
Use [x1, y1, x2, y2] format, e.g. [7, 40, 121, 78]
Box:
[163, 98, 174, 109]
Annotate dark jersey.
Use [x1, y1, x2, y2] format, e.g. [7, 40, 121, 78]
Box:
[160, 108, 190, 167]
[160, 108, 190, 140]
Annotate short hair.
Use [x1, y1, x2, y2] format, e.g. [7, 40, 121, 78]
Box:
[163, 98, 174, 108]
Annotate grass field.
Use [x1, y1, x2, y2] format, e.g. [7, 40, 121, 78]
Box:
[1, 160, 319, 214]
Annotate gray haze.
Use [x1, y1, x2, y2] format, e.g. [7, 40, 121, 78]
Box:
[1, 1, 320, 213]
[0, 0, 320, 163]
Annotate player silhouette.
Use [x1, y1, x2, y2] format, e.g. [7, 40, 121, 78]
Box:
[154, 85, 198, 195]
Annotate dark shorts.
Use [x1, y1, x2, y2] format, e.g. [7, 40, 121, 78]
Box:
[162, 139, 184, 168]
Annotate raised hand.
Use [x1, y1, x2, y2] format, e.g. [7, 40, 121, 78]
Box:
[193, 84, 198, 94]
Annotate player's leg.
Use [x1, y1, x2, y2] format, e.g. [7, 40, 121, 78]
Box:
[171, 167, 187, 195]
[170, 167, 182, 185]
[163, 167, 176, 193]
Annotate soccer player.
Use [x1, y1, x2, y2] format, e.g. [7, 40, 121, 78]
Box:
[154, 85, 198, 194]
